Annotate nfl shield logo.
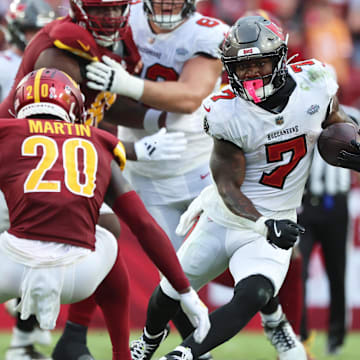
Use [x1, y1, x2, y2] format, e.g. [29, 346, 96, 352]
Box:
[275, 116, 284, 125]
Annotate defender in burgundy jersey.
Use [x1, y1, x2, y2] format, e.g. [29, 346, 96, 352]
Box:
[0, 68, 210, 360]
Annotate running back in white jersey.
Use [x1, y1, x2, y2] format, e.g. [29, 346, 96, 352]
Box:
[0, 49, 21, 102]
[203, 59, 338, 212]
[118, 2, 229, 178]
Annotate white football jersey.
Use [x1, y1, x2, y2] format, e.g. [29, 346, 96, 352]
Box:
[118, 2, 229, 178]
[203, 59, 338, 213]
[0, 49, 21, 102]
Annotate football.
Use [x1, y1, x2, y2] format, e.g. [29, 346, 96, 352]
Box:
[317, 122, 359, 166]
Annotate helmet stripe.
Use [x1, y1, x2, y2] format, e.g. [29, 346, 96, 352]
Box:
[34, 68, 45, 103]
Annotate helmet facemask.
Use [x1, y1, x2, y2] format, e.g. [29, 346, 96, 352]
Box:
[221, 16, 288, 104]
[143, 0, 196, 30]
[70, 0, 131, 47]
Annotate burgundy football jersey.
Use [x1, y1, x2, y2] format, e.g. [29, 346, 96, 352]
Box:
[0, 118, 126, 250]
[0, 15, 140, 125]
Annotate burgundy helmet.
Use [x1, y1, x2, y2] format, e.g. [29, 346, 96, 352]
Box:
[14, 68, 86, 124]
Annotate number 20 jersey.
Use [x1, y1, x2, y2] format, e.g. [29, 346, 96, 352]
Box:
[0, 118, 126, 250]
[203, 59, 338, 212]
[118, 2, 229, 178]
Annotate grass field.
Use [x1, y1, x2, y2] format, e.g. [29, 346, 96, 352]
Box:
[0, 330, 359, 360]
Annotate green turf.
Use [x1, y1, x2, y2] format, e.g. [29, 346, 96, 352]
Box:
[0, 330, 359, 359]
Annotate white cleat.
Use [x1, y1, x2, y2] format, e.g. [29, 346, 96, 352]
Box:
[264, 315, 307, 360]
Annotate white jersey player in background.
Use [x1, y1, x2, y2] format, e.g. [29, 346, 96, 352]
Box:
[53, 1, 228, 360]
[131, 15, 360, 360]
[0, 1, 56, 359]
[87, 0, 229, 250]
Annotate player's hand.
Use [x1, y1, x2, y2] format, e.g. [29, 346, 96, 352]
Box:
[265, 219, 305, 250]
[176, 196, 203, 236]
[134, 128, 187, 161]
[179, 288, 210, 343]
[86, 55, 144, 100]
[337, 140, 360, 171]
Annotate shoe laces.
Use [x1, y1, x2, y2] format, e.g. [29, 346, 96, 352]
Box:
[130, 329, 168, 360]
[266, 320, 296, 353]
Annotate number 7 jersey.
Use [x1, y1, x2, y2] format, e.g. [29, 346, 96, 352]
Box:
[0, 118, 126, 250]
[203, 59, 338, 212]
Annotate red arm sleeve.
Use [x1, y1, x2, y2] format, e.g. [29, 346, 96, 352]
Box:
[112, 191, 190, 293]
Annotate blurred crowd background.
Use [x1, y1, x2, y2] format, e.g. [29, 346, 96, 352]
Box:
[2, 0, 360, 106]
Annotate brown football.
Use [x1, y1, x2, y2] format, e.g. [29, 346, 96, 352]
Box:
[317, 122, 359, 166]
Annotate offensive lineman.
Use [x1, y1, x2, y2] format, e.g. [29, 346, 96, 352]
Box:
[54, 1, 229, 359]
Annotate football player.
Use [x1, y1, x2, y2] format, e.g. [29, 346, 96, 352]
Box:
[0, 1, 56, 358]
[0, 67, 210, 360]
[133, 15, 360, 360]
[74, 1, 229, 359]
[0, 1, 187, 359]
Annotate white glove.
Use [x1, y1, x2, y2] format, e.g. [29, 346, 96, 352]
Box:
[176, 196, 203, 236]
[134, 128, 187, 161]
[86, 55, 144, 100]
[180, 288, 210, 343]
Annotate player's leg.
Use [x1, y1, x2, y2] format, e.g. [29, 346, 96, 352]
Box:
[0, 232, 52, 360]
[319, 196, 348, 355]
[52, 209, 121, 360]
[278, 247, 303, 334]
[161, 229, 306, 360]
[131, 214, 229, 360]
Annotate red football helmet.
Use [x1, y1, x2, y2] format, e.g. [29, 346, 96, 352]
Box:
[69, 0, 132, 47]
[14, 68, 86, 124]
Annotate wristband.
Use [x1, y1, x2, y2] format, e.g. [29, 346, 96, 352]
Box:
[143, 109, 163, 133]
[126, 75, 144, 101]
[252, 216, 269, 237]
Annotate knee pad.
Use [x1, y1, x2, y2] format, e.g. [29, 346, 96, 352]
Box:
[233, 275, 274, 309]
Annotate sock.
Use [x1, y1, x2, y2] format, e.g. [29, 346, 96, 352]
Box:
[145, 286, 181, 336]
[261, 304, 283, 325]
[182, 275, 274, 357]
[10, 327, 34, 347]
[94, 251, 131, 360]
[171, 308, 195, 339]
[278, 256, 303, 334]
[68, 295, 97, 327]
[60, 321, 88, 344]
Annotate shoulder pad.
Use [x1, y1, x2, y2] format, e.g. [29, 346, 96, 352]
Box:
[50, 22, 99, 62]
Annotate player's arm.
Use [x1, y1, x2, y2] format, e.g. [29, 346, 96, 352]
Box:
[34, 47, 83, 83]
[322, 96, 354, 128]
[105, 160, 210, 342]
[211, 138, 262, 221]
[211, 138, 304, 250]
[86, 54, 223, 113]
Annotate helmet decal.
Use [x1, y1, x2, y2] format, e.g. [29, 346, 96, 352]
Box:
[14, 68, 86, 124]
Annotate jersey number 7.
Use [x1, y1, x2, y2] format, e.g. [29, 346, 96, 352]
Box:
[260, 135, 307, 189]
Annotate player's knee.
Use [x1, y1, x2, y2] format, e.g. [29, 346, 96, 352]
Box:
[233, 275, 274, 309]
[149, 285, 180, 310]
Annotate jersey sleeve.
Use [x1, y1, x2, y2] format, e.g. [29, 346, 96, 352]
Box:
[202, 90, 243, 146]
[49, 21, 99, 62]
[289, 58, 339, 98]
[193, 18, 229, 59]
[99, 129, 127, 170]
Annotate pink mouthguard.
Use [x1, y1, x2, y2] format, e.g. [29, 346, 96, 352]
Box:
[243, 79, 263, 103]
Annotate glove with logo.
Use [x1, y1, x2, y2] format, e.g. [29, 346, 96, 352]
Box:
[265, 219, 305, 250]
[86, 55, 145, 100]
[134, 128, 187, 161]
[337, 140, 360, 172]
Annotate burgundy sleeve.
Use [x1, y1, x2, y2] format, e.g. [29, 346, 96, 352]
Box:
[112, 191, 190, 293]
